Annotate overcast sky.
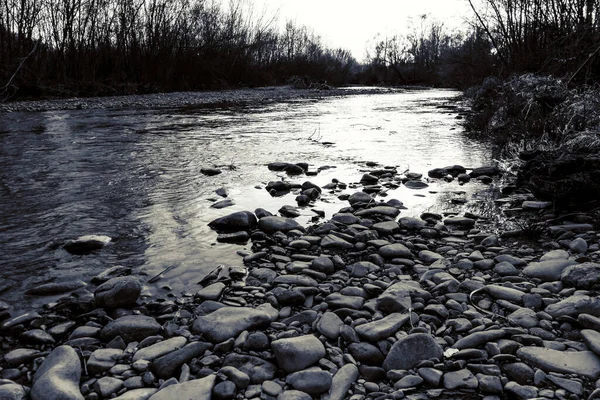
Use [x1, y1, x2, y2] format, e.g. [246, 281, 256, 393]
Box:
[247, 0, 474, 62]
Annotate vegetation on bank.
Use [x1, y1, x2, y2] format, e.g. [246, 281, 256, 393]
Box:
[0, 0, 358, 100]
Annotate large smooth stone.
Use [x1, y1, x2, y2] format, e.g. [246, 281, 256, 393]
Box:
[222, 354, 277, 384]
[64, 235, 111, 255]
[148, 374, 215, 400]
[382, 333, 443, 371]
[517, 347, 600, 379]
[561, 263, 600, 289]
[31, 345, 84, 400]
[87, 348, 123, 374]
[100, 315, 161, 342]
[0, 382, 28, 400]
[208, 211, 257, 232]
[378, 243, 411, 259]
[355, 313, 410, 342]
[271, 335, 326, 373]
[545, 295, 600, 318]
[113, 388, 158, 400]
[192, 304, 278, 343]
[325, 364, 359, 400]
[523, 259, 578, 281]
[258, 216, 303, 234]
[377, 282, 430, 314]
[354, 206, 400, 218]
[94, 276, 141, 308]
[133, 336, 187, 362]
[316, 312, 344, 340]
[287, 369, 332, 394]
[582, 329, 600, 356]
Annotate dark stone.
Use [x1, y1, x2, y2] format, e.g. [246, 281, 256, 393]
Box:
[222, 354, 277, 384]
[208, 211, 257, 232]
[152, 341, 213, 379]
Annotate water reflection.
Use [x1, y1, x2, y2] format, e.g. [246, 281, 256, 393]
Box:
[0, 88, 492, 309]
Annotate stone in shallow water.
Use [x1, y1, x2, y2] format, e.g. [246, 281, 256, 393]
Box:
[31, 345, 83, 400]
[516, 346, 600, 379]
[25, 280, 87, 296]
[192, 304, 278, 343]
[208, 211, 257, 232]
[195, 282, 226, 300]
[271, 335, 326, 373]
[94, 276, 141, 309]
[64, 235, 111, 255]
[0, 382, 28, 400]
[383, 333, 443, 371]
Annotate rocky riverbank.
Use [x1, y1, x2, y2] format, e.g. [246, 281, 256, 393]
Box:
[1, 162, 600, 400]
[0, 86, 395, 114]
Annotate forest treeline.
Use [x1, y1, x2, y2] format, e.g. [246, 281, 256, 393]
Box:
[1, 0, 600, 100]
[0, 0, 357, 100]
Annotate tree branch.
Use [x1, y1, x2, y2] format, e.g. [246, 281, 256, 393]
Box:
[0, 40, 39, 102]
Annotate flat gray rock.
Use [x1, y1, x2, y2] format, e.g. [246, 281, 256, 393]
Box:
[545, 295, 600, 318]
[355, 312, 410, 342]
[287, 369, 332, 394]
[321, 235, 353, 249]
[192, 304, 277, 343]
[453, 329, 506, 350]
[377, 282, 430, 314]
[523, 259, 578, 281]
[316, 312, 344, 340]
[561, 262, 600, 289]
[152, 341, 213, 379]
[100, 315, 161, 342]
[258, 216, 303, 234]
[132, 336, 187, 362]
[325, 364, 359, 400]
[223, 354, 277, 384]
[517, 347, 600, 379]
[0, 383, 28, 400]
[355, 206, 400, 218]
[582, 329, 600, 356]
[383, 333, 443, 371]
[148, 375, 215, 400]
[378, 243, 411, 259]
[443, 369, 478, 390]
[271, 335, 326, 373]
[94, 276, 141, 308]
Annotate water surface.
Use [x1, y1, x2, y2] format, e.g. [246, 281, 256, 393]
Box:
[0, 87, 493, 309]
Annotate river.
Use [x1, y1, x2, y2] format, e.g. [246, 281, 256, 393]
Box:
[0, 87, 493, 310]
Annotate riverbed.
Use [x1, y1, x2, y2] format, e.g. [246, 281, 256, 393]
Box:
[0, 86, 493, 309]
